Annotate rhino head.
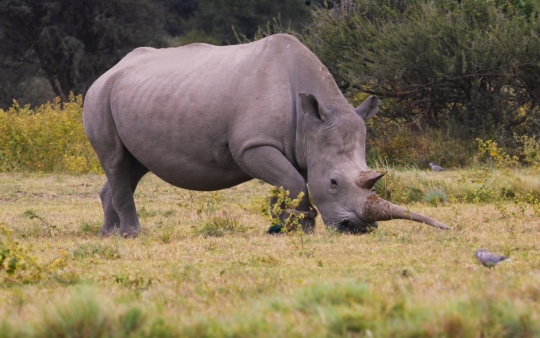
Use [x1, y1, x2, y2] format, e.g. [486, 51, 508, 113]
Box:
[298, 93, 449, 233]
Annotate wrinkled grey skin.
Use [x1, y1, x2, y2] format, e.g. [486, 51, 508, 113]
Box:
[84, 34, 449, 238]
[475, 248, 510, 268]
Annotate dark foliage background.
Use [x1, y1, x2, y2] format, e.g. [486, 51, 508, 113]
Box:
[0, 0, 322, 108]
[2, 0, 540, 167]
[300, 0, 540, 142]
[0, 0, 168, 106]
[164, 0, 315, 44]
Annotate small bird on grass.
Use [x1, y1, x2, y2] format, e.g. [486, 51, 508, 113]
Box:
[305, 0, 311, 5]
[475, 248, 511, 268]
[429, 162, 446, 172]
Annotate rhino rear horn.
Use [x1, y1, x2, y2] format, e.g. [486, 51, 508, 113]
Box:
[356, 170, 386, 190]
[356, 95, 381, 120]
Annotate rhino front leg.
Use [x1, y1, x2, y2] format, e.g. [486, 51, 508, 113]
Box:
[238, 146, 315, 233]
[269, 196, 317, 233]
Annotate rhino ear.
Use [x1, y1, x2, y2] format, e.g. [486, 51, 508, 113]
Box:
[299, 93, 333, 123]
[356, 95, 381, 120]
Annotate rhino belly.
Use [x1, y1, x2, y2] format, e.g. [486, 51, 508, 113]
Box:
[127, 136, 251, 191]
[145, 158, 251, 192]
[113, 107, 251, 191]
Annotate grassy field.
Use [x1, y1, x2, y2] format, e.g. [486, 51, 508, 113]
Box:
[1, 170, 540, 337]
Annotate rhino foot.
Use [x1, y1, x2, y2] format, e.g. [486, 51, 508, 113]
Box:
[120, 226, 140, 238]
[301, 216, 316, 234]
[99, 229, 114, 237]
[267, 224, 284, 234]
[99, 223, 118, 237]
[267, 214, 316, 235]
[332, 220, 378, 234]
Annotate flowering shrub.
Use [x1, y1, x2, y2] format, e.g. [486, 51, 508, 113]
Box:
[0, 94, 101, 173]
[477, 136, 540, 168]
[1, 223, 74, 284]
[365, 116, 475, 169]
[476, 138, 519, 168]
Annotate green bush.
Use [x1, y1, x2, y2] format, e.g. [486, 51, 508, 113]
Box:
[366, 116, 476, 168]
[0, 95, 100, 173]
[301, 0, 540, 139]
[477, 135, 540, 168]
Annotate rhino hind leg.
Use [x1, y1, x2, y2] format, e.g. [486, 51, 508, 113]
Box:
[99, 159, 149, 237]
[96, 147, 149, 238]
[99, 182, 120, 236]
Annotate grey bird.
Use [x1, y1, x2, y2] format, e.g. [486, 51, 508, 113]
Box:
[429, 162, 446, 172]
[475, 248, 510, 268]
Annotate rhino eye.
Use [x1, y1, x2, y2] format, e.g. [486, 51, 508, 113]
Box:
[330, 179, 338, 187]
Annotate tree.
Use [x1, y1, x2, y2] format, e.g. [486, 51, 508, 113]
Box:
[171, 0, 315, 45]
[161, 0, 200, 36]
[0, 0, 166, 103]
[300, 0, 540, 137]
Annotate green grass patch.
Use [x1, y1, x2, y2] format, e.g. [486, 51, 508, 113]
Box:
[424, 187, 448, 206]
[79, 221, 102, 235]
[73, 242, 121, 260]
[375, 166, 540, 206]
[2, 281, 539, 337]
[193, 211, 245, 237]
[1, 172, 540, 336]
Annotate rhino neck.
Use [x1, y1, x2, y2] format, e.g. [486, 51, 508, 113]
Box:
[294, 109, 310, 172]
[294, 98, 361, 172]
[288, 39, 357, 173]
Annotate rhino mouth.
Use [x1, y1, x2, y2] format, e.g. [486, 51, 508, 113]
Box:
[331, 218, 378, 234]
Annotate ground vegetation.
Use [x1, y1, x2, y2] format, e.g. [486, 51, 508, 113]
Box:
[1, 171, 539, 337]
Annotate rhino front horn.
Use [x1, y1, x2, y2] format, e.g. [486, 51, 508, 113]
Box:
[361, 194, 450, 230]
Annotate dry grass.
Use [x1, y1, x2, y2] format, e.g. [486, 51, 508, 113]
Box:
[1, 171, 540, 336]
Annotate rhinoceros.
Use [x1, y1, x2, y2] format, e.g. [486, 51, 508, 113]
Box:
[83, 34, 449, 237]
